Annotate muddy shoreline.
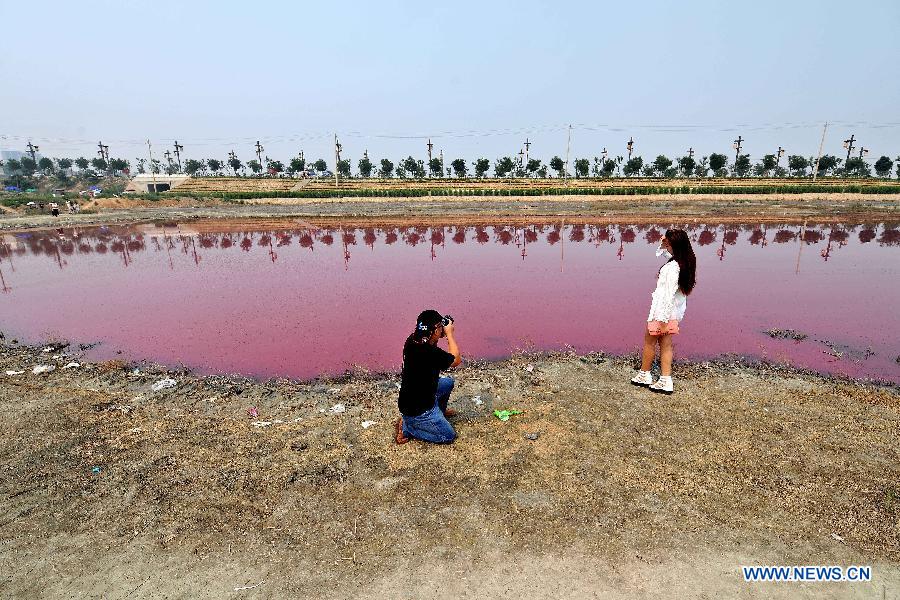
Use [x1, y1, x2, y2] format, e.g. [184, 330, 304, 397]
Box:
[0, 193, 897, 232]
[1, 338, 898, 598]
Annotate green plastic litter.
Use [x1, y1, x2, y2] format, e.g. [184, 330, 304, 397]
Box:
[493, 409, 523, 422]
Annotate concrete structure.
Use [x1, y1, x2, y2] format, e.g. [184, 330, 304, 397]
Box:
[125, 174, 192, 193]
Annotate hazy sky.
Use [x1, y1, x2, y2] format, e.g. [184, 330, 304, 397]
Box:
[1, 0, 898, 167]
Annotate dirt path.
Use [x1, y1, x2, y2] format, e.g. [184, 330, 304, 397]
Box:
[0, 193, 897, 232]
[1, 342, 897, 598]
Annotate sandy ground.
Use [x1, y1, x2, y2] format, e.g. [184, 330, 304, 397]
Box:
[0, 193, 897, 232]
[0, 339, 898, 599]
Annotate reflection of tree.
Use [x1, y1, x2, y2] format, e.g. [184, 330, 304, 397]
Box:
[220, 236, 233, 248]
[405, 232, 421, 246]
[749, 229, 765, 245]
[258, 234, 272, 247]
[342, 231, 357, 246]
[475, 227, 489, 244]
[569, 225, 585, 243]
[452, 227, 466, 244]
[320, 234, 334, 246]
[878, 228, 899, 246]
[384, 230, 398, 245]
[724, 230, 738, 245]
[858, 228, 876, 243]
[496, 228, 513, 245]
[96, 243, 108, 254]
[240, 237, 253, 252]
[363, 228, 377, 248]
[523, 228, 538, 243]
[644, 227, 662, 244]
[774, 230, 796, 243]
[620, 228, 635, 243]
[546, 229, 560, 245]
[698, 229, 716, 246]
[802, 229, 824, 244]
[430, 229, 444, 245]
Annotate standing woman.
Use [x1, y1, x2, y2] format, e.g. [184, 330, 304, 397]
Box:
[631, 229, 696, 394]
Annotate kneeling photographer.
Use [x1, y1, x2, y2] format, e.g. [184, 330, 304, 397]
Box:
[394, 310, 461, 445]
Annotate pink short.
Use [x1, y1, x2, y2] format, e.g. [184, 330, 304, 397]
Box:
[648, 320, 680, 336]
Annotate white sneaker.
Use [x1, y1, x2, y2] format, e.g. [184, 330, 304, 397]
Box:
[649, 376, 674, 395]
[630, 370, 653, 387]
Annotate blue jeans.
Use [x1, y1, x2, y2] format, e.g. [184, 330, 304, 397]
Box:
[402, 376, 457, 444]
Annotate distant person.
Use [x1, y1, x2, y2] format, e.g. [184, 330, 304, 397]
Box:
[394, 310, 462, 444]
[631, 229, 697, 394]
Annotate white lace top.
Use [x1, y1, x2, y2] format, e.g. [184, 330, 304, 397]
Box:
[648, 261, 687, 322]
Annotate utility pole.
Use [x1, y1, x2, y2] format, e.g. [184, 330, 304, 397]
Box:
[564, 124, 572, 186]
[97, 141, 110, 175]
[255, 141, 264, 169]
[858, 147, 868, 160]
[426, 138, 433, 171]
[732, 136, 743, 164]
[688, 147, 695, 159]
[776, 146, 785, 168]
[173, 141, 184, 173]
[601, 147, 608, 161]
[517, 148, 525, 171]
[147, 140, 157, 191]
[334, 134, 342, 188]
[164, 150, 173, 172]
[626, 137, 634, 161]
[524, 138, 531, 168]
[439, 149, 444, 177]
[26, 141, 39, 166]
[843, 134, 856, 163]
[812, 122, 828, 182]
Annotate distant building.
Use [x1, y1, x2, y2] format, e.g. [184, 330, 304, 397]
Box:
[125, 174, 192, 193]
[1, 149, 43, 175]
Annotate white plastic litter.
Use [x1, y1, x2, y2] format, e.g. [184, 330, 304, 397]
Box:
[151, 378, 177, 391]
[42, 347, 53, 353]
[361, 420, 377, 429]
[329, 403, 346, 414]
[63, 362, 80, 369]
[525, 364, 534, 373]
[472, 395, 483, 406]
[32, 365, 56, 375]
[252, 421, 273, 428]
[5, 370, 25, 376]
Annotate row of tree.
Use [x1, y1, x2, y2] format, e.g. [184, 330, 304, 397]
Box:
[3, 152, 900, 181]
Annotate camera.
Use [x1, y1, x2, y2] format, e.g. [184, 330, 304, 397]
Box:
[441, 315, 454, 327]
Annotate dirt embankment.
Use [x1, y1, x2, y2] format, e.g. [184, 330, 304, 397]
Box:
[0, 193, 897, 232]
[1, 340, 898, 598]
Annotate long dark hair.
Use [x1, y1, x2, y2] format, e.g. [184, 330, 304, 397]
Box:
[663, 229, 696, 295]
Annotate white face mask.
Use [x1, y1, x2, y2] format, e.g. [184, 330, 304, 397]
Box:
[656, 242, 672, 259]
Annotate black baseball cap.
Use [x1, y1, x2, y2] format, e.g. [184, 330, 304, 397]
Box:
[414, 309, 445, 338]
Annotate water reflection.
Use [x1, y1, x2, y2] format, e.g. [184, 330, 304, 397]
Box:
[1, 222, 898, 279]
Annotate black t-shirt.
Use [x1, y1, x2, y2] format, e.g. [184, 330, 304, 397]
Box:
[398, 337, 455, 417]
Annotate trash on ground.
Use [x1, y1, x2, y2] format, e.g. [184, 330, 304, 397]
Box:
[361, 420, 377, 429]
[150, 377, 177, 391]
[329, 403, 346, 414]
[525, 364, 534, 372]
[765, 328, 808, 341]
[252, 421, 273, 428]
[91, 466, 101, 474]
[493, 409, 523, 422]
[4, 370, 25, 376]
[524, 432, 540, 441]
[831, 533, 845, 543]
[32, 365, 56, 375]
[63, 362, 80, 369]
[247, 406, 259, 418]
[472, 395, 483, 406]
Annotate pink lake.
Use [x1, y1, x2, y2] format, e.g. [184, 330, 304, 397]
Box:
[1, 220, 898, 383]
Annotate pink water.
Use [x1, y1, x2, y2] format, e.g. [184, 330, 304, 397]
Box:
[1, 220, 898, 382]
